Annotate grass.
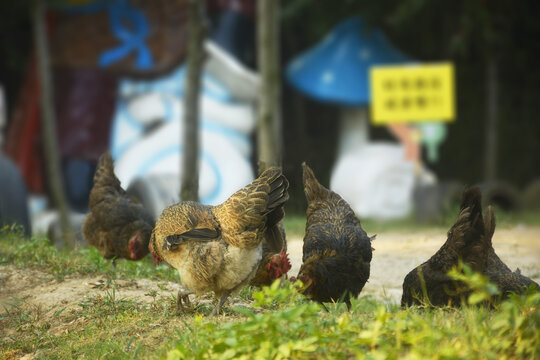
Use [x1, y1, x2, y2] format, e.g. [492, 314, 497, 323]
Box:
[0, 224, 177, 283]
[1, 225, 539, 359]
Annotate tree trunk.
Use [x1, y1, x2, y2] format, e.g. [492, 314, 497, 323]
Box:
[257, 0, 282, 174]
[180, 0, 206, 202]
[484, 58, 498, 182]
[33, 0, 74, 248]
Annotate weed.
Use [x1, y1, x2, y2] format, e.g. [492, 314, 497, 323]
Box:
[448, 261, 501, 306]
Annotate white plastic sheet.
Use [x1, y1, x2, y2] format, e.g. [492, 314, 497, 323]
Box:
[330, 143, 415, 220]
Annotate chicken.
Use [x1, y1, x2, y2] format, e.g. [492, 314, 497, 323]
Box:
[249, 220, 291, 287]
[401, 187, 539, 307]
[149, 167, 289, 315]
[82, 152, 155, 263]
[292, 163, 373, 310]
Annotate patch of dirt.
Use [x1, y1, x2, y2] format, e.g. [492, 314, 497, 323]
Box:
[0, 267, 177, 314]
[288, 225, 540, 303]
[0, 267, 179, 340]
[0, 264, 253, 346]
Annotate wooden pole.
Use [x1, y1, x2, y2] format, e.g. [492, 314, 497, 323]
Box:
[180, 0, 206, 202]
[33, 0, 74, 248]
[257, 0, 282, 174]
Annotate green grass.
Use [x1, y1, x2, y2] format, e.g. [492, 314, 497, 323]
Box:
[0, 225, 177, 282]
[169, 290, 540, 359]
[1, 226, 539, 359]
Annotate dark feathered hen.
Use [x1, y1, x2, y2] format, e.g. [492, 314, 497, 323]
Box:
[293, 163, 373, 309]
[249, 209, 291, 287]
[401, 187, 539, 307]
[149, 167, 289, 315]
[82, 152, 155, 262]
[483, 206, 539, 297]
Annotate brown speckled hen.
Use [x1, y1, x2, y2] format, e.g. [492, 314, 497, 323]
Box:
[293, 163, 373, 310]
[149, 167, 289, 315]
[401, 187, 539, 307]
[82, 152, 154, 263]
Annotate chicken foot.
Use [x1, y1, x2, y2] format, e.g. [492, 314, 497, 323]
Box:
[176, 288, 193, 312]
[211, 290, 232, 316]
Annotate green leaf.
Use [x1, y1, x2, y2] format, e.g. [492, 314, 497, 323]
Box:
[468, 292, 488, 305]
[233, 307, 256, 318]
[53, 306, 66, 317]
[486, 283, 500, 296]
[212, 342, 228, 353]
[167, 349, 182, 360]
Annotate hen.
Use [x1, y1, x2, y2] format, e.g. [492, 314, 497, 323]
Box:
[82, 152, 155, 263]
[149, 167, 289, 315]
[401, 187, 539, 307]
[293, 163, 373, 310]
[249, 220, 291, 287]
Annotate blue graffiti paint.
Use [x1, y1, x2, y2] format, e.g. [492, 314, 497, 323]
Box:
[99, 1, 154, 69]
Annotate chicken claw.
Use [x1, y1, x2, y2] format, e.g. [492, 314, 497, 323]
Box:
[176, 288, 193, 312]
[211, 290, 231, 316]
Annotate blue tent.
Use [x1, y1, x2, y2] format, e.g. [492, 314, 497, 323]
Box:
[286, 17, 411, 106]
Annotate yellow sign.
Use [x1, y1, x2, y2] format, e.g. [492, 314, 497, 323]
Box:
[370, 63, 455, 125]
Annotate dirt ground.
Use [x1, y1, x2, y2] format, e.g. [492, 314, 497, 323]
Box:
[1, 226, 539, 335]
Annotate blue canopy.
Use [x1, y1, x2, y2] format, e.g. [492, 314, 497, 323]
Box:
[286, 17, 412, 106]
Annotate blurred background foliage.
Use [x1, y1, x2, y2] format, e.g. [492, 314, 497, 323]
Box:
[279, 0, 540, 212]
[1, 0, 539, 213]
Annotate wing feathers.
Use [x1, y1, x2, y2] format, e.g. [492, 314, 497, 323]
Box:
[213, 167, 289, 248]
[163, 228, 220, 250]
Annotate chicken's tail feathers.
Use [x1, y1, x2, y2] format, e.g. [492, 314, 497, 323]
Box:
[217, 167, 288, 225]
[459, 186, 482, 213]
[263, 219, 287, 254]
[93, 151, 123, 193]
[461, 186, 485, 239]
[483, 205, 496, 244]
[260, 171, 288, 251]
[302, 162, 329, 202]
[246, 167, 289, 215]
[88, 151, 124, 210]
[445, 186, 490, 270]
[259, 168, 289, 212]
[453, 186, 485, 243]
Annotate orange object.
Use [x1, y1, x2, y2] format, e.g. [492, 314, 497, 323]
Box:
[386, 123, 420, 162]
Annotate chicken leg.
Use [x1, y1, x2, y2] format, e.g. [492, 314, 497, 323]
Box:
[176, 288, 193, 312]
[212, 290, 231, 316]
